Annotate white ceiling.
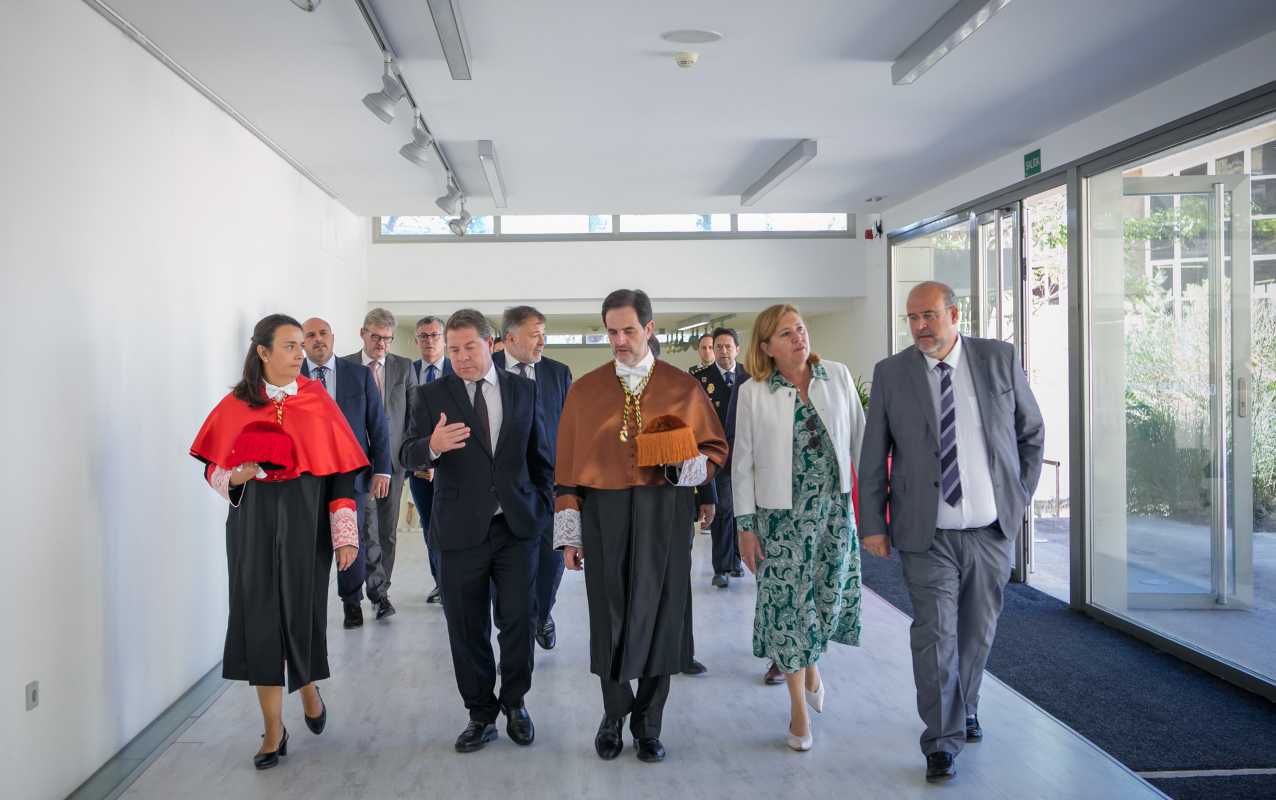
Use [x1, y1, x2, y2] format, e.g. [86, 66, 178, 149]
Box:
[105, 0, 1276, 217]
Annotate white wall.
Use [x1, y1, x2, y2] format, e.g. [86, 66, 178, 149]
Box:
[862, 27, 1276, 369]
[0, 5, 368, 799]
[368, 236, 865, 316]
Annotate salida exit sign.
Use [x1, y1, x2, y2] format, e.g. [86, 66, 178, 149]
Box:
[1024, 149, 1042, 177]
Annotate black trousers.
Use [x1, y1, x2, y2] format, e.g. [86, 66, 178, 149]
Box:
[337, 492, 368, 605]
[407, 474, 441, 583]
[439, 514, 539, 723]
[708, 472, 740, 575]
[534, 532, 564, 625]
[601, 675, 671, 739]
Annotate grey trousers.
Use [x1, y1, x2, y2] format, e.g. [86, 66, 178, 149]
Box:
[361, 470, 406, 602]
[898, 525, 1012, 756]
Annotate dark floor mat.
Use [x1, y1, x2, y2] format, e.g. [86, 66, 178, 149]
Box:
[1146, 775, 1276, 800]
[861, 551, 1276, 774]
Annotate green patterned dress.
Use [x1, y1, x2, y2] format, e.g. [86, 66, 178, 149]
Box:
[737, 367, 862, 673]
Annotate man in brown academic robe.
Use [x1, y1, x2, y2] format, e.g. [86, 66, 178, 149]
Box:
[554, 289, 728, 764]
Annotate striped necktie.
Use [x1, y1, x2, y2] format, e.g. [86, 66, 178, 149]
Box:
[936, 362, 962, 507]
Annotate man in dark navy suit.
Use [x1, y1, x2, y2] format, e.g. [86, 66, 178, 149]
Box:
[691, 326, 749, 589]
[407, 314, 453, 604]
[301, 317, 392, 629]
[401, 309, 554, 754]
[493, 305, 572, 651]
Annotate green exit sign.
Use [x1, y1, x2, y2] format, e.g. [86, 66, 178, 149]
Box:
[1024, 149, 1042, 177]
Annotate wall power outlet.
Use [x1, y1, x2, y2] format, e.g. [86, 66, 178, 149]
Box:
[25, 681, 39, 711]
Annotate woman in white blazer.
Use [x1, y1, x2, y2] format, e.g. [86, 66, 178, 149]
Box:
[732, 304, 865, 752]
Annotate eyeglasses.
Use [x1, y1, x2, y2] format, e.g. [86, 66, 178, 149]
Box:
[905, 306, 955, 324]
[368, 333, 394, 345]
[415, 333, 443, 342]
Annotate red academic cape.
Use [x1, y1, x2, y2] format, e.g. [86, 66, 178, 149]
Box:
[190, 376, 369, 482]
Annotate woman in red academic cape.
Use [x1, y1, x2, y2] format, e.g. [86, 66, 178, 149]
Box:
[190, 313, 369, 770]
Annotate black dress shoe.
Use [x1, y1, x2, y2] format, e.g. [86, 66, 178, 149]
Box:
[925, 752, 957, 782]
[728, 568, 744, 578]
[303, 687, 326, 735]
[711, 573, 728, 588]
[454, 721, 498, 753]
[682, 658, 707, 676]
[636, 737, 666, 763]
[966, 715, 982, 742]
[535, 615, 557, 650]
[253, 726, 288, 770]
[426, 587, 442, 604]
[343, 603, 363, 629]
[503, 704, 535, 746]
[594, 717, 624, 760]
[375, 597, 396, 620]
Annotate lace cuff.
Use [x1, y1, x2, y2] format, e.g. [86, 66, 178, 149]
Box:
[329, 503, 359, 550]
[208, 466, 245, 507]
[736, 513, 757, 532]
[553, 509, 583, 550]
[675, 453, 709, 487]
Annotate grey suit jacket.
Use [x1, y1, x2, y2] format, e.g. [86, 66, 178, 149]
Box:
[343, 350, 416, 473]
[857, 336, 1044, 554]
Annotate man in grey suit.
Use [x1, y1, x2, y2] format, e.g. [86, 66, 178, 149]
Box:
[344, 307, 417, 620]
[859, 281, 1043, 783]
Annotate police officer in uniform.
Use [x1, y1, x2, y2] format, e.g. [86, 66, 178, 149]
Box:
[691, 327, 749, 588]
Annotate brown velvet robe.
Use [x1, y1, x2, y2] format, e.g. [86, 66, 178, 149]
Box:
[555, 359, 728, 681]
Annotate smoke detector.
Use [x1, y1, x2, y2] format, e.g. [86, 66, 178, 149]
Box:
[674, 51, 699, 69]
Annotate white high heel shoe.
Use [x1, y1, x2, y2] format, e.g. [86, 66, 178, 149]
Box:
[805, 680, 825, 714]
[786, 721, 814, 752]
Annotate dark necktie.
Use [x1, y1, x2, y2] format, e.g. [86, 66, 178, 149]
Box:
[426, 364, 438, 383]
[936, 362, 962, 507]
[516, 362, 529, 378]
[471, 380, 491, 450]
[724, 370, 734, 389]
[314, 365, 327, 388]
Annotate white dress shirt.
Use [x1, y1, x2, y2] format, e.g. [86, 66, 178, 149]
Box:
[717, 362, 738, 384]
[418, 357, 446, 383]
[615, 349, 655, 392]
[465, 363, 503, 453]
[923, 336, 998, 530]
[505, 355, 537, 381]
[361, 351, 386, 399]
[305, 355, 339, 400]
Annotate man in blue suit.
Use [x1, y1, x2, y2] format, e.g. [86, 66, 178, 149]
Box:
[407, 314, 453, 604]
[301, 317, 392, 629]
[401, 309, 554, 753]
[493, 306, 572, 650]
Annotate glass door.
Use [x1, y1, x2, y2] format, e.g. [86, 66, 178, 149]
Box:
[1088, 171, 1254, 613]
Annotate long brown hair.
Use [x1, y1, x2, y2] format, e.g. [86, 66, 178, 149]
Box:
[232, 314, 303, 407]
[745, 303, 820, 382]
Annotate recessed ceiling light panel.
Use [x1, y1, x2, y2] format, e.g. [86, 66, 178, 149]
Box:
[661, 29, 723, 44]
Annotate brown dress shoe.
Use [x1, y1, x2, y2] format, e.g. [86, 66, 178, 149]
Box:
[764, 662, 785, 685]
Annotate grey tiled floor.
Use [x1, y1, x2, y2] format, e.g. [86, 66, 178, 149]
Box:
[122, 530, 1165, 799]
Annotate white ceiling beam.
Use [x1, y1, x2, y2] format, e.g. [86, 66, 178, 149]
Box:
[892, 0, 1014, 85]
[740, 139, 818, 207]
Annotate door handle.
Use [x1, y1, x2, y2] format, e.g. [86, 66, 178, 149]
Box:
[1238, 376, 1249, 418]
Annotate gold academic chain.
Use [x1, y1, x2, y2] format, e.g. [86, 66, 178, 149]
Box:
[617, 372, 651, 443]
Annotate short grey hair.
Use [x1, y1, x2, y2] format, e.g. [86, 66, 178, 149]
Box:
[445, 308, 493, 340]
[415, 315, 444, 329]
[363, 307, 396, 330]
[502, 305, 545, 337]
[912, 281, 957, 308]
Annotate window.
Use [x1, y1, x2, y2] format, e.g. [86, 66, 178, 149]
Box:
[499, 215, 612, 234]
[618, 214, 730, 233]
[737, 212, 847, 232]
[379, 215, 493, 236]
[373, 212, 854, 241]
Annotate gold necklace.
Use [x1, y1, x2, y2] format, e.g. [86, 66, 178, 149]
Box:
[617, 371, 651, 443]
